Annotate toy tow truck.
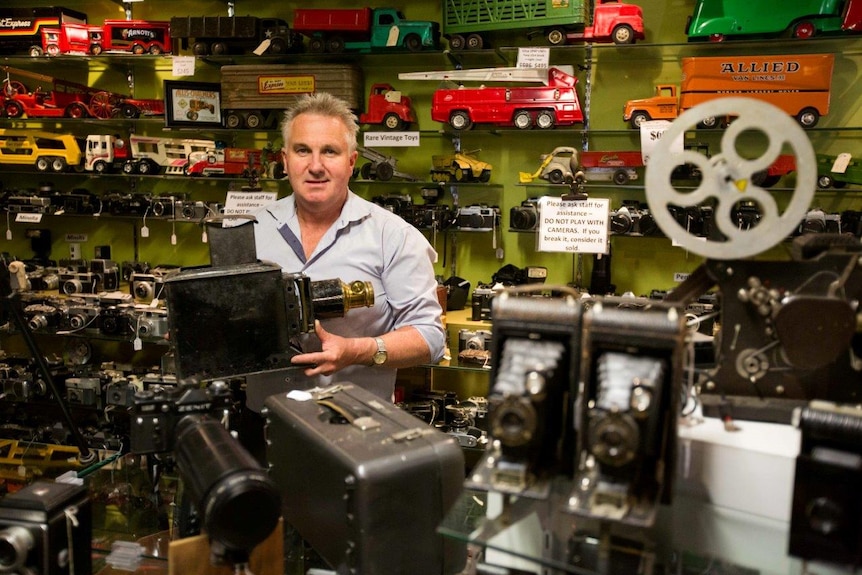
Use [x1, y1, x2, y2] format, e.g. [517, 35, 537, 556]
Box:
[356, 147, 418, 181]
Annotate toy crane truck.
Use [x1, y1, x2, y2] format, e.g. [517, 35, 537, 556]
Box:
[624, 53, 835, 129]
[170, 15, 302, 56]
[400, 66, 584, 130]
[442, 0, 645, 49]
[219, 63, 363, 129]
[292, 7, 439, 53]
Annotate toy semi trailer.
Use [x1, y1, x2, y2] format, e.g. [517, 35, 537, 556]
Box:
[443, 0, 645, 49]
[220, 64, 363, 129]
[624, 53, 834, 128]
[170, 16, 301, 55]
[292, 7, 439, 53]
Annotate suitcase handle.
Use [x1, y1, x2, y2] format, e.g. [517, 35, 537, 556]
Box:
[317, 398, 381, 431]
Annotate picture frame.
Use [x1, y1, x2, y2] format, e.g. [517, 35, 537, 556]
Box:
[163, 80, 223, 128]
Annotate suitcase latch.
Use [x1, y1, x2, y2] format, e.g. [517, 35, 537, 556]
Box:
[391, 427, 432, 442]
[352, 416, 381, 431]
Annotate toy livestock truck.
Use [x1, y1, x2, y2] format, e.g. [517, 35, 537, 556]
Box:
[292, 7, 439, 53]
[442, 0, 645, 49]
[170, 16, 302, 55]
[623, 53, 835, 128]
[686, 0, 862, 41]
[0, 6, 87, 56]
[402, 66, 584, 130]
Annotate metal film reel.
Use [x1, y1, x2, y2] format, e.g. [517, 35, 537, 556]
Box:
[645, 98, 816, 259]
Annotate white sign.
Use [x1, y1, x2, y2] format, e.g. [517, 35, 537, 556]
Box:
[517, 47, 550, 69]
[15, 213, 42, 223]
[363, 132, 420, 147]
[537, 197, 610, 254]
[171, 56, 196, 77]
[222, 191, 277, 227]
[639, 120, 683, 165]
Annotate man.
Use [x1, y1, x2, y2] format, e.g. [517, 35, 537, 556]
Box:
[251, 92, 445, 403]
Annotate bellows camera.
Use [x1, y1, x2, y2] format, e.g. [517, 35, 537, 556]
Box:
[0, 481, 92, 575]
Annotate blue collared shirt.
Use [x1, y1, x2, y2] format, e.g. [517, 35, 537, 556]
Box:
[249, 191, 445, 403]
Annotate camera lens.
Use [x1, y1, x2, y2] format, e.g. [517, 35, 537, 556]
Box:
[134, 282, 154, 300]
[490, 396, 537, 448]
[27, 315, 48, 331]
[63, 279, 83, 295]
[0, 526, 34, 571]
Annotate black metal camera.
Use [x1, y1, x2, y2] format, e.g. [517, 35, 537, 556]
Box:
[0, 481, 92, 575]
[412, 204, 454, 230]
[457, 205, 499, 231]
[509, 199, 540, 231]
[471, 286, 496, 321]
[610, 201, 659, 236]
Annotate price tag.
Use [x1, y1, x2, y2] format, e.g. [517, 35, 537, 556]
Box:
[171, 56, 196, 77]
[832, 152, 852, 173]
[639, 120, 682, 165]
[517, 48, 550, 69]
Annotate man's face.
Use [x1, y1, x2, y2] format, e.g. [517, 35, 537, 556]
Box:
[283, 113, 357, 213]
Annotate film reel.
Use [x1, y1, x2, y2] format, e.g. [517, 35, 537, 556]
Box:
[645, 98, 816, 259]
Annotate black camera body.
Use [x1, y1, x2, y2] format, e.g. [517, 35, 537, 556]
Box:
[0, 481, 92, 575]
[412, 204, 454, 230]
[509, 199, 540, 231]
[798, 208, 842, 235]
[105, 192, 152, 216]
[98, 304, 135, 336]
[610, 201, 659, 236]
[372, 193, 413, 220]
[457, 205, 499, 231]
[471, 286, 496, 321]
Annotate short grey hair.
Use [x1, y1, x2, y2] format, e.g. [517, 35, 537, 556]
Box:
[281, 92, 359, 152]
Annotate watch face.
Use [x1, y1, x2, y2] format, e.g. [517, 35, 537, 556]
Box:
[373, 351, 387, 365]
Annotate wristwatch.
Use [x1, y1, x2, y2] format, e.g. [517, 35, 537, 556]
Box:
[371, 337, 388, 366]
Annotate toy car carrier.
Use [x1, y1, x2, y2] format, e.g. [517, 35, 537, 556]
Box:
[442, 0, 645, 49]
[219, 63, 363, 129]
[292, 7, 439, 53]
[0, 129, 82, 172]
[170, 15, 302, 55]
[623, 53, 835, 128]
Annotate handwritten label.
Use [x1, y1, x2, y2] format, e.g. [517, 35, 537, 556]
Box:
[363, 132, 420, 147]
[171, 56, 195, 77]
[537, 197, 609, 254]
[222, 191, 277, 227]
[517, 47, 550, 69]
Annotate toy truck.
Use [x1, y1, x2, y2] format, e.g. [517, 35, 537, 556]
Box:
[358, 84, 414, 130]
[84, 134, 129, 173]
[686, 0, 862, 42]
[0, 6, 88, 56]
[430, 151, 492, 183]
[98, 20, 171, 54]
[624, 53, 835, 129]
[121, 135, 217, 175]
[170, 15, 302, 56]
[418, 66, 584, 130]
[0, 129, 82, 172]
[220, 63, 363, 129]
[292, 7, 439, 53]
[185, 147, 272, 178]
[520, 147, 642, 185]
[816, 153, 862, 188]
[39, 23, 103, 56]
[442, 0, 645, 49]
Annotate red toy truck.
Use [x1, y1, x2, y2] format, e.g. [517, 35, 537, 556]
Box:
[427, 67, 584, 130]
[99, 20, 171, 54]
[40, 23, 102, 56]
[358, 84, 414, 130]
[292, 7, 439, 53]
[185, 147, 271, 178]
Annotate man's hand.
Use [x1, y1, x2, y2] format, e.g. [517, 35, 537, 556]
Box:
[290, 320, 372, 377]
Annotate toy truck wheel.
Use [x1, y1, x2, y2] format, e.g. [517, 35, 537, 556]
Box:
[93, 161, 109, 174]
[28, 46, 43, 57]
[613, 169, 630, 185]
[448, 35, 466, 50]
[467, 34, 484, 50]
[47, 44, 60, 56]
[817, 175, 834, 189]
[383, 113, 404, 131]
[403, 34, 422, 52]
[535, 111, 555, 129]
[449, 111, 472, 130]
[245, 112, 264, 129]
[513, 111, 532, 130]
[547, 170, 564, 184]
[4, 101, 23, 118]
[269, 38, 287, 54]
[193, 42, 208, 56]
[309, 38, 326, 53]
[65, 103, 87, 119]
[326, 38, 345, 53]
[212, 42, 229, 55]
[149, 45, 163, 55]
[547, 28, 566, 46]
[612, 25, 635, 45]
[122, 161, 136, 175]
[132, 44, 146, 55]
[225, 113, 243, 129]
[629, 111, 650, 129]
[121, 104, 141, 119]
[137, 160, 156, 175]
[360, 163, 374, 180]
[454, 165, 473, 182]
[376, 163, 394, 181]
[36, 157, 51, 172]
[51, 158, 67, 172]
[796, 107, 820, 128]
[479, 169, 492, 183]
[90, 44, 102, 56]
[698, 116, 719, 129]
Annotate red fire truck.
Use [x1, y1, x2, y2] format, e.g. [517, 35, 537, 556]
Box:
[400, 66, 584, 130]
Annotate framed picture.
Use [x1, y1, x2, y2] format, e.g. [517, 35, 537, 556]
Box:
[163, 80, 223, 128]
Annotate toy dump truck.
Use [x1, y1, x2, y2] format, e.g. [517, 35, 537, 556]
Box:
[624, 53, 834, 129]
[292, 7, 439, 53]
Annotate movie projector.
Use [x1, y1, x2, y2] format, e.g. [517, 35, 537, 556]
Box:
[461, 97, 861, 571]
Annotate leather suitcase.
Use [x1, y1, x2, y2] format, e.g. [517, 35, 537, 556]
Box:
[264, 383, 467, 575]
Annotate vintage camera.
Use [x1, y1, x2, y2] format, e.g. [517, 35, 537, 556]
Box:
[105, 378, 140, 407]
[176, 200, 210, 220]
[610, 201, 659, 236]
[798, 208, 842, 235]
[98, 305, 135, 337]
[27, 267, 60, 291]
[59, 271, 99, 295]
[130, 307, 169, 338]
[150, 194, 186, 218]
[471, 286, 496, 321]
[789, 401, 862, 566]
[841, 210, 862, 238]
[65, 376, 102, 408]
[458, 328, 493, 353]
[90, 259, 120, 291]
[570, 304, 684, 527]
[1, 375, 47, 403]
[732, 200, 762, 231]
[57, 189, 100, 215]
[457, 205, 499, 231]
[121, 260, 151, 282]
[474, 294, 580, 491]
[130, 269, 178, 303]
[668, 204, 714, 237]
[0, 481, 92, 575]
[412, 204, 454, 230]
[372, 194, 413, 220]
[63, 303, 100, 331]
[6, 194, 52, 214]
[24, 302, 66, 332]
[104, 192, 152, 217]
[509, 199, 540, 231]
